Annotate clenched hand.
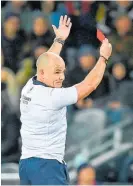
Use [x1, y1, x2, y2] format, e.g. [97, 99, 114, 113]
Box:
[100, 38, 112, 60]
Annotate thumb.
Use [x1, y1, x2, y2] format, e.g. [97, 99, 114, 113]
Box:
[52, 25, 57, 33]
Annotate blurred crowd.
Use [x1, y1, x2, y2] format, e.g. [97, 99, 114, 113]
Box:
[1, 1, 133, 184]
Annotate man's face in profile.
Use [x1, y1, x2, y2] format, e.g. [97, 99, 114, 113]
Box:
[42, 58, 66, 88]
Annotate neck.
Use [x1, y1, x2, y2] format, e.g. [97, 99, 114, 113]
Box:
[36, 75, 50, 87]
[37, 76, 42, 82]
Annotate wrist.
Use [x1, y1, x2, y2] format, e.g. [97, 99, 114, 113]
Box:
[54, 37, 65, 46]
[100, 55, 108, 65]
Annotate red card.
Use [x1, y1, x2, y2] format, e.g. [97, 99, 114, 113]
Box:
[97, 29, 106, 42]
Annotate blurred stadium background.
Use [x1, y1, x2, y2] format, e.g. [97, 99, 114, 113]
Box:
[1, 0, 133, 185]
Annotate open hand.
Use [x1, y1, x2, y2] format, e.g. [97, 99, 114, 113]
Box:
[52, 15, 72, 40]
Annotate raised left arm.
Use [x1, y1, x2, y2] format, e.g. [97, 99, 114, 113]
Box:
[48, 15, 72, 55]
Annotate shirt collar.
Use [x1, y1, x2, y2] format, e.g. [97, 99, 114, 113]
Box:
[32, 76, 49, 87]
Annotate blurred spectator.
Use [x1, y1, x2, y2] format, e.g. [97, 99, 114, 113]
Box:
[107, 62, 132, 109]
[109, 61, 131, 91]
[1, 12, 25, 73]
[67, 45, 97, 82]
[95, 79, 133, 124]
[32, 40, 49, 69]
[30, 11, 54, 48]
[41, 1, 55, 14]
[41, 1, 67, 27]
[67, 45, 110, 110]
[108, 13, 133, 67]
[65, 1, 100, 18]
[64, 1, 106, 71]
[105, 1, 133, 31]
[41, 1, 66, 15]
[64, 1, 100, 48]
[1, 67, 20, 111]
[1, 50, 20, 111]
[1, 0, 32, 33]
[1, 83, 21, 163]
[16, 40, 49, 88]
[77, 163, 97, 185]
[15, 57, 34, 89]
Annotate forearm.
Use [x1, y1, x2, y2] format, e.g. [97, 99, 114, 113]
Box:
[75, 38, 112, 100]
[47, 39, 63, 55]
[75, 57, 106, 100]
[84, 56, 106, 88]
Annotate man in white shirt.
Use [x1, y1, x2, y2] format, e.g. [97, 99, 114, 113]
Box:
[19, 15, 112, 185]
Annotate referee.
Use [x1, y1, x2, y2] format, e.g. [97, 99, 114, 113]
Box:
[19, 15, 112, 185]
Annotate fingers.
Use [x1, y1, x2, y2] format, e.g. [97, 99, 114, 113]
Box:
[108, 42, 112, 48]
[103, 39, 112, 48]
[66, 17, 71, 26]
[59, 16, 63, 26]
[60, 15, 71, 27]
[52, 25, 57, 32]
[68, 22, 72, 30]
[100, 37, 112, 59]
[103, 38, 109, 43]
[63, 15, 67, 25]
[102, 38, 111, 47]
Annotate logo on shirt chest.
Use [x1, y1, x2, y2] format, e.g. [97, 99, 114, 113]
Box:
[22, 95, 31, 105]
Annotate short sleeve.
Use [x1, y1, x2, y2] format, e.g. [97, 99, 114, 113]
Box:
[50, 86, 78, 109]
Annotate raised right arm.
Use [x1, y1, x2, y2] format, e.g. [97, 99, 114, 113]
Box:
[75, 39, 112, 100]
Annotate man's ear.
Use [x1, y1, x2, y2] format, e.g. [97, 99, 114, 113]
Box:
[40, 69, 45, 79]
[40, 69, 44, 75]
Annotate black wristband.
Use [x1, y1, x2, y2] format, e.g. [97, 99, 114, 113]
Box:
[100, 55, 108, 65]
[54, 38, 65, 46]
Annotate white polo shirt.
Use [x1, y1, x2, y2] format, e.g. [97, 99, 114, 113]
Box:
[20, 76, 78, 163]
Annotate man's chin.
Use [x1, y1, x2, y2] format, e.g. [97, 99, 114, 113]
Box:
[54, 83, 62, 88]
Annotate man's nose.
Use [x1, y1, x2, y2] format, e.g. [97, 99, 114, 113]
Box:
[59, 73, 65, 80]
